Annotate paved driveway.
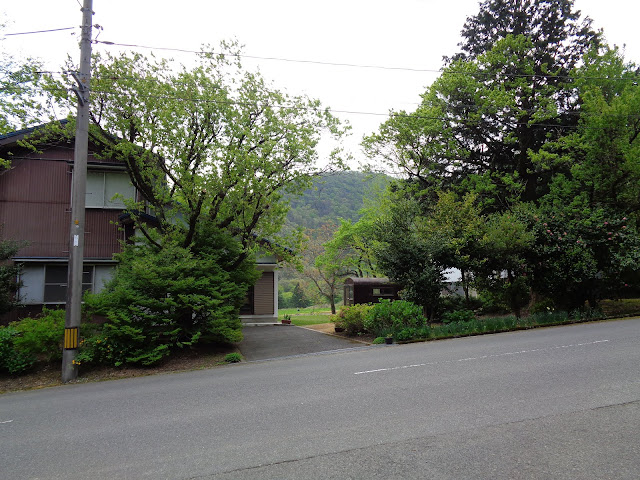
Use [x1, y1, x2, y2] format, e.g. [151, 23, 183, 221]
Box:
[237, 325, 371, 361]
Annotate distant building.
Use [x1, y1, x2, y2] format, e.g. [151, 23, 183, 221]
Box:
[343, 277, 400, 306]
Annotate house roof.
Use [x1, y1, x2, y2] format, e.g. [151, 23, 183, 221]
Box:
[344, 277, 393, 286]
[0, 120, 69, 147]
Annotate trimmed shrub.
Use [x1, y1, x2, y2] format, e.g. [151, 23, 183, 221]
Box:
[84, 233, 257, 367]
[332, 304, 372, 336]
[363, 299, 425, 337]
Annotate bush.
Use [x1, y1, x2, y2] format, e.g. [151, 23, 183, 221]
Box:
[372, 336, 386, 344]
[11, 308, 65, 362]
[85, 232, 257, 367]
[224, 352, 242, 363]
[0, 326, 35, 374]
[441, 309, 475, 324]
[363, 299, 425, 337]
[395, 327, 419, 342]
[332, 304, 372, 336]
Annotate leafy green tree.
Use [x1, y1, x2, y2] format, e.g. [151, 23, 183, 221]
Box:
[524, 46, 640, 309]
[425, 191, 485, 302]
[362, 0, 640, 314]
[302, 222, 347, 314]
[479, 208, 535, 317]
[290, 282, 311, 309]
[371, 194, 446, 321]
[365, 0, 599, 209]
[1, 22, 47, 168]
[44, 44, 347, 264]
[38, 43, 348, 361]
[452, 0, 598, 63]
[323, 218, 379, 278]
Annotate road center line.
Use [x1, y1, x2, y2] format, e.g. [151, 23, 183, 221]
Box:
[354, 339, 609, 375]
[0, 420, 14, 424]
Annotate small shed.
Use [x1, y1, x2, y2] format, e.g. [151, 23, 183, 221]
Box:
[343, 277, 400, 306]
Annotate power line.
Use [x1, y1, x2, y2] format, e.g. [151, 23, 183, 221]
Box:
[81, 87, 593, 130]
[93, 39, 639, 82]
[80, 84, 640, 122]
[4, 27, 76, 36]
[95, 40, 442, 74]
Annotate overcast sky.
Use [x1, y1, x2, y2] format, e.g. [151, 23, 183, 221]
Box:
[2, 1, 639, 167]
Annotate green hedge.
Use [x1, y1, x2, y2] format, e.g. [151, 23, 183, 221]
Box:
[0, 308, 65, 375]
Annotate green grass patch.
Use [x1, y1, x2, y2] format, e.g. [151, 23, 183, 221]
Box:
[278, 306, 332, 316]
[289, 315, 333, 326]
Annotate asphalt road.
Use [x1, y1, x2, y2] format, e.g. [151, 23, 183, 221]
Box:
[1, 319, 639, 479]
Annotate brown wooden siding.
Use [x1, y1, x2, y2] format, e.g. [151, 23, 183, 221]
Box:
[0, 203, 70, 257]
[0, 156, 71, 203]
[254, 272, 274, 315]
[85, 210, 124, 257]
[0, 147, 126, 259]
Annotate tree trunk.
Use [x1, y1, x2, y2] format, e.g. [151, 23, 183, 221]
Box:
[329, 287, 337, 315]
[461, 267, 470, 304]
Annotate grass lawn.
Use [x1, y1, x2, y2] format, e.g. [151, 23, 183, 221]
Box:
[278, 306, 333, 326]
[278, 306, 332, 316]
[288, 315, 333, 326]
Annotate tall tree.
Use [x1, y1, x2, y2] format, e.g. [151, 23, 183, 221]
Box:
[45, 44, 348, 263]
[365, 0, 600, 210]
[453, 0, 598, 64]
[301, 222, 346, 314]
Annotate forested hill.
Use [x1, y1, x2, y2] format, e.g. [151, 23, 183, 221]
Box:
[286, 171, 390, 229]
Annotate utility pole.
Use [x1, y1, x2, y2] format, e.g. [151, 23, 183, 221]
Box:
[62, 0, 93, 383]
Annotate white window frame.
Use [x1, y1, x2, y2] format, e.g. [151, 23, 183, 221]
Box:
[85, 170, 135, 209]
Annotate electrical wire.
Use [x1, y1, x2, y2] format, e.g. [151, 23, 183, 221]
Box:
[4, 27, 76, 36]
[93, 39, 639, 82]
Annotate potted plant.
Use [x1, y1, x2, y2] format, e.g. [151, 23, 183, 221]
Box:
[334, 322, 345, 333]
[281, 314, 292, 325]
[385, 333, 393, 344]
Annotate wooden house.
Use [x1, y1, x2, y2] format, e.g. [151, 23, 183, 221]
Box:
[0, 125, 278, 324]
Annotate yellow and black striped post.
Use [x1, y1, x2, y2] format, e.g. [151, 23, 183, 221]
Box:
[64, 327, 79, 350]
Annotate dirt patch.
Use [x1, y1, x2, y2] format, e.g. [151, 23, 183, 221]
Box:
[304, 323, 337, 334]
[0, 343, 237, 394]
[303, 323, 375, 344]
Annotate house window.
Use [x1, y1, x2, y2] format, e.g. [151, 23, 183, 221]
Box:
[86, 171, 135, 208]
[372, 287, 393, 296]
[43, 265, 93, 303]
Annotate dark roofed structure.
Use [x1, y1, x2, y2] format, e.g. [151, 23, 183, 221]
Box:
[343, 277, 400, 306]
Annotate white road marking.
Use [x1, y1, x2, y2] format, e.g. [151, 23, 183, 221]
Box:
[354, 339, 610, 375]
[0, 420, 14, 424]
